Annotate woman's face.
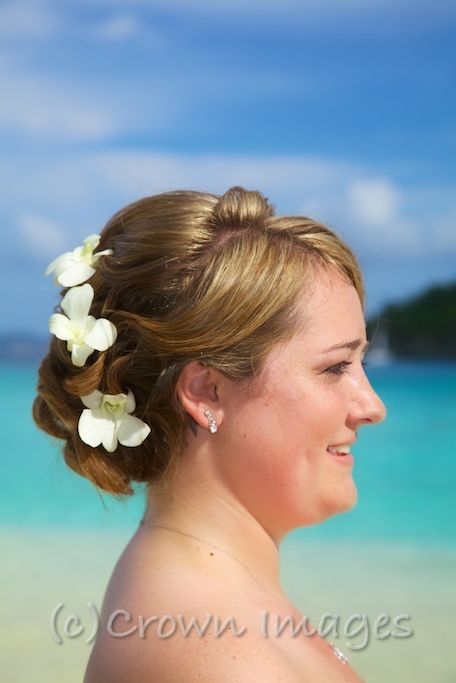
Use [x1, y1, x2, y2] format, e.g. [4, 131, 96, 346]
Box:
[217, 269, 386, 540]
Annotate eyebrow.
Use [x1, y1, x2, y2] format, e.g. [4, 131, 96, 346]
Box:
[322, 339, 370, 354]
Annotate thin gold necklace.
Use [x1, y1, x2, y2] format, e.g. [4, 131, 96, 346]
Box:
[139, 519, 258, 580]
[138, 519, 348, 664]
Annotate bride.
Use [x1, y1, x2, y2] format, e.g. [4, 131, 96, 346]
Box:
[34, 186, 385, 682]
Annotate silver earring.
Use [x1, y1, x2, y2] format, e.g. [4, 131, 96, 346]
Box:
[204, 410, 217, 434]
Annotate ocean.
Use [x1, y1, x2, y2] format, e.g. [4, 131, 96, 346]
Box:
[1, 360, 455, 682]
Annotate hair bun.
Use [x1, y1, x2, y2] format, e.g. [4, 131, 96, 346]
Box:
[213, 186, 274, 229]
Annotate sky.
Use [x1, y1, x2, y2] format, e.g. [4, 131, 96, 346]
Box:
[1, 0, 456, 336]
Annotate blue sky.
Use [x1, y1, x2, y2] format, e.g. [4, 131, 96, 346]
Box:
[2, 0, 456, 336]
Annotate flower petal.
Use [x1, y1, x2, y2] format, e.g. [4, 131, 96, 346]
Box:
[45, 251, 73, 281]
[124, 389, 136, 414]
[61, 284, 94, 320]
[84, 234, 101, 249]
[84, 318, 117, 351]
[101, 419, 119, 453]
[57, 263, 96, 287]
[78, 405, 119, 452]
[71, 343, 94, 367]
[80, 390, 103, 410]
[78, 389, 149, 452]
[78, 409, 104, 447]
[95, 247, 113, 257]
[49, 313, 73, 341]
[117, 414, 151, 448]
[45, 234, 111, 288]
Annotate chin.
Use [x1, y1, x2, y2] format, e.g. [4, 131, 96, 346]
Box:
[282, 482, 359, 531]
[336, 486, 358, 514]
[321, 484, 358, 521]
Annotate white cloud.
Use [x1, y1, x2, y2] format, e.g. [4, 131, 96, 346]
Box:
[348, 179, 400, 228]
[0, 72, 118, 140]
[8, 151, 358, 219]
[87, 14, 143, 41]
[0, 39, 175, 141]
[0, 0, 61, 38]
[347, 178, 426, 253]
[17, 213, 67, 258]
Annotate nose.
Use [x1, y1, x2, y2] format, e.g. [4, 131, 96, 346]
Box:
[349, 373, 387, 427]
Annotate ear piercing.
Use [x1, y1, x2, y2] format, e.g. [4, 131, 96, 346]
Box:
[204, 410, 217, 434]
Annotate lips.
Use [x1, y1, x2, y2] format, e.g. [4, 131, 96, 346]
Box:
[326, 444, 355, 466]
[327, 444, 351, 456]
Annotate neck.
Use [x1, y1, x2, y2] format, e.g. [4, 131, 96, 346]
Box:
[143, 472, 282, 593]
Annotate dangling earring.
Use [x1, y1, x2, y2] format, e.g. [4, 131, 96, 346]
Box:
[204, 410, 217, 434]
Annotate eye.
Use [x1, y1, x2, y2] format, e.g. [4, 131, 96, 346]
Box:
[324, 360, 352, 376]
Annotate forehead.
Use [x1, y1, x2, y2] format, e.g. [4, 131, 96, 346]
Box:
[275, 269, 365, 359]
[304, 269, 363, 327]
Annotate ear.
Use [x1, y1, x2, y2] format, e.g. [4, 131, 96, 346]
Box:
[178, 361, 222, 431]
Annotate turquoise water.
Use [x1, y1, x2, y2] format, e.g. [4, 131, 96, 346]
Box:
[1, 360, 455, 545]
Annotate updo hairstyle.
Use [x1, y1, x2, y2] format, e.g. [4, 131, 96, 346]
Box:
[33, 187, 363, 495]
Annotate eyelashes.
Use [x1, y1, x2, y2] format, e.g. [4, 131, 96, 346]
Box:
[325, 360, 352, 376]
[324, 359, 369, 376]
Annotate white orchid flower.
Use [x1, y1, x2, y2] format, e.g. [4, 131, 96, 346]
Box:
[45, 233, 113, 287]
[49, 283, 117, 367]
[78, 390, 151, 453]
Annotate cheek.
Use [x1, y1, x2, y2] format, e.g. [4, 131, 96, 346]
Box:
[229, 390, 333, 483]
[219, 386, 354, 531]
[220, 401, 302, 498]
[227, 413, 316, 519]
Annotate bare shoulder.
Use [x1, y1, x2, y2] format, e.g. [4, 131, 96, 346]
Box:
[84, 534, 362, 683]
[85, 608, 302, 683]
[84, 536, 303, 683]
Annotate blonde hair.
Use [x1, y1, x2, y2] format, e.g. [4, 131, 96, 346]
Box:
[33, 186, 363, 495]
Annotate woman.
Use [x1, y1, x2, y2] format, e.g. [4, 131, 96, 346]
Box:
[34, 186, 386, 682]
